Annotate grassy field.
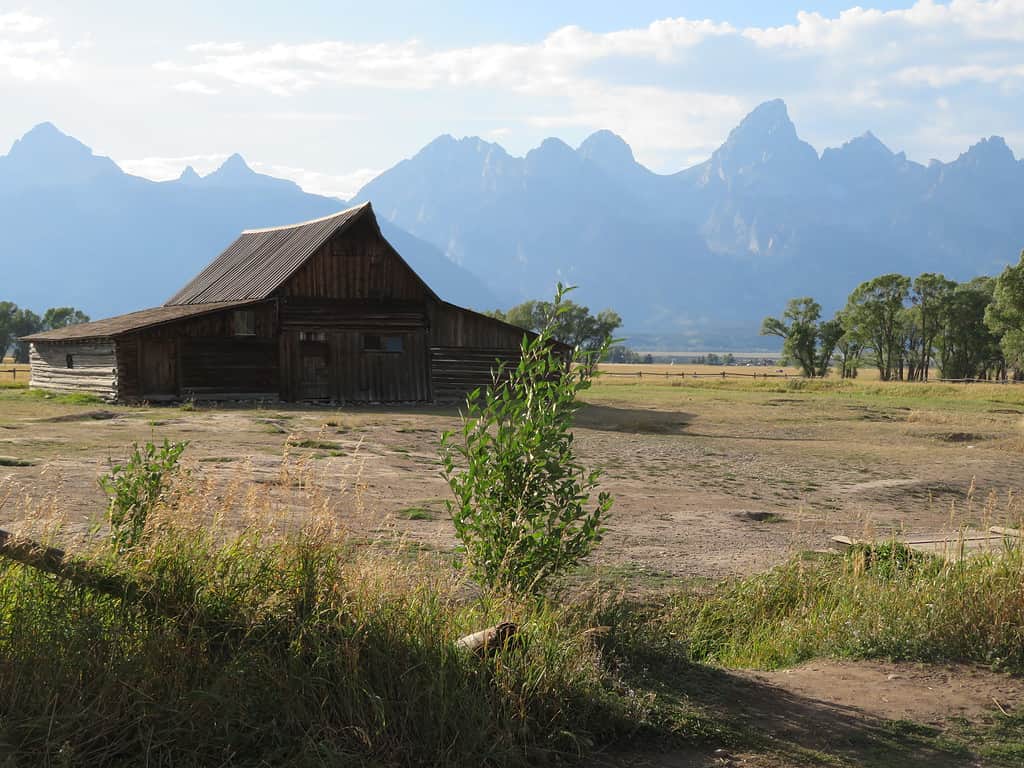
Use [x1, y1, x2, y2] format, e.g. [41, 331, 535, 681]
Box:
[2, 373, 1024, 765]
[0, 363, 29, 388]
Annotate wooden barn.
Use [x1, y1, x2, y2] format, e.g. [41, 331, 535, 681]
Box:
[24, 203, 534, 404]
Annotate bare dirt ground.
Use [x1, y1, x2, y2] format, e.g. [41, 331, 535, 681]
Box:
[2, 375, 1024, 765]
[4, 376, 1022, 583]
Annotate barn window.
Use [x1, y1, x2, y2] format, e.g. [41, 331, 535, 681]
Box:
[65, 354, 74, 369]
[233, 310, 256, 336]
[299, 331, 327, 342]
[363, 334, 403, 353]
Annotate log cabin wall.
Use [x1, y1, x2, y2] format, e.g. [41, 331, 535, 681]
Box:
[428, 304, 527, 403]
[29, 340, 119, 401]
[120, 302, 278, 401]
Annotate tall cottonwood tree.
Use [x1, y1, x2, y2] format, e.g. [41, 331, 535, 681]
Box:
[760, 297, 823, 377]
[842, 274, 911, 381]
[986, 251, 1024, 373]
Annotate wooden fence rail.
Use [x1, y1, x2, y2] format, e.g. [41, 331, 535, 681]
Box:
[1, 368, 22, 381]
[597, 370, 1023, 384]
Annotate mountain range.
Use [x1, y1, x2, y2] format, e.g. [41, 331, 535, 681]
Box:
[3, 99, 1023, 349]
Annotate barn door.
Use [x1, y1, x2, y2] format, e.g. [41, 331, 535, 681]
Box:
[140, 339, 178, 398]
[299, 339, 330, 401]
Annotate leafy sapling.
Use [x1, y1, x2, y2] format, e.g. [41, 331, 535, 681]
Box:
[441, 283, 613, 595]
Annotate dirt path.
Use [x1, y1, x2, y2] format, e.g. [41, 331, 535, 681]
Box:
[603, 660, 1024, 767]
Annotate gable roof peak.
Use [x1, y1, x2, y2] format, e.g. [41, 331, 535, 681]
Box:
[241, 201, 372, 234]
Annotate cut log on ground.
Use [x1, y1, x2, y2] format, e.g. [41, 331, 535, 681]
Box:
[456, 622, 518, 656]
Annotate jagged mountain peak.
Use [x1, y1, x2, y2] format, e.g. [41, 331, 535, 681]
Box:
[703, 99, 819, 188]
[955, 136, 1016, 168]
[578, 129, 636, 168]
[1, 122, 121, 185]
[178, 165, 201, 183]
[727, 99, 798, 145]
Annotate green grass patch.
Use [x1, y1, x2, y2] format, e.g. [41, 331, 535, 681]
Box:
[0, 455, 33, 467]
[666, 545, 1024, 671]
[17, 388, 104, 405]
[397, 506, 435, 520]
[0, 521, 664, 767]
[291, 438, 343, 451]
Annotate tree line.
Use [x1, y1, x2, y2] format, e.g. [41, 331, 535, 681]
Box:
[762, 251, 1024, 381]
[0, 303, 90, 363]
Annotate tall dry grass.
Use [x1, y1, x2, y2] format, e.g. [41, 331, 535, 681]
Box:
[666, 488, 1024, 670]
[0, 444, 653, 767]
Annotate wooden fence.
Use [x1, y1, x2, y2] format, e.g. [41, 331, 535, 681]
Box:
[597, 369, 1023, 384]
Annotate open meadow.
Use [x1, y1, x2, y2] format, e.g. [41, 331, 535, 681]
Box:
[2, 371, 1024, 765]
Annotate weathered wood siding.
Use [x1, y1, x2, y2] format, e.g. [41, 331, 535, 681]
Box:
[281, 217, 429, 302]
[280, 328, 430, 403]
[428, 304, 526, 402]
[120, 302, 278, 401]
[275, 221, 433, 402]
[29, 341, 119, 400]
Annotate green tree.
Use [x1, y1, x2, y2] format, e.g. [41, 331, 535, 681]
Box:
[442, 284, 612, 595]
[489, 298, 621, 353]
[986, 251, 1024, 375]
[939, 277, 1002, 380]
[42, 306, 90, 329]
[843, 274, 911, 381]
[815, 317, 845, 377]
[0, 301, 16, 362]
[761, 297, 823, 377]
[905, 274, 955, 381]
[833, 323, 864, 379]
[9, 308, 42, 363]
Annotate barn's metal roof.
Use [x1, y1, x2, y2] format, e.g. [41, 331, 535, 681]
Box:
[22, 301, 260, 342]
[165, 203, 372, 306]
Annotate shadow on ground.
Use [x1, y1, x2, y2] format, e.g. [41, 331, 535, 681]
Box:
[599, 659, 975, 767]
[576, 404, 695, 435]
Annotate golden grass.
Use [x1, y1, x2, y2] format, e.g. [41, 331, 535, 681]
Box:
[0, 363, 29, 387]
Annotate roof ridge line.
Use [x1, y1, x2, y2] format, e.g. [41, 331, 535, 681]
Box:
[240, 202, 370, 234]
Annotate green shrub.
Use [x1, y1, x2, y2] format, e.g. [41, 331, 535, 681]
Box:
[441, 284, 613, 595]
[99, 439, 187, 551]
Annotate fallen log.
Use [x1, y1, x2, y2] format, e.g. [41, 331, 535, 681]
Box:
[0, 527, 152, 609]
[456, 622, 518, 656]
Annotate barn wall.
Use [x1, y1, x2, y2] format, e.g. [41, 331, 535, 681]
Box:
[280, 327, 430, 403]
[29, 340, 119, 400]
[120, 302, 279, 401]
[428, 303, 526, 402]
[281, 217, 429, 302]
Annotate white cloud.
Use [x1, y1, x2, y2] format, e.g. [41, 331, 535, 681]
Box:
[158, 17, 734, 96]
[0, 10, 46, 34]
[743, 1, 1024, 49]
[0, 12, 73, 81]
[119, 153, 228, 180]
[894, 62, 1024, 87]
[249, 162, 379, 199]
[173, 79, 219, 95]
[528, 84, 744, 159]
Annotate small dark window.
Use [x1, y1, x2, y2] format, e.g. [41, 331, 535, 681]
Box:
[233, 310, 256, 336]
[65, 354, 74, 369]
[363, 334, 403, 353]
[299, 331, 327, 342]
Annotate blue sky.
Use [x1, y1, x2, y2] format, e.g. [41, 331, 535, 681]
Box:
[2, 1, 1022, 197]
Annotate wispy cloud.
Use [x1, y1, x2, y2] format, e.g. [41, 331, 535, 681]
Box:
[173, 79, 219, 95]
[0, 11, 74, 81]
